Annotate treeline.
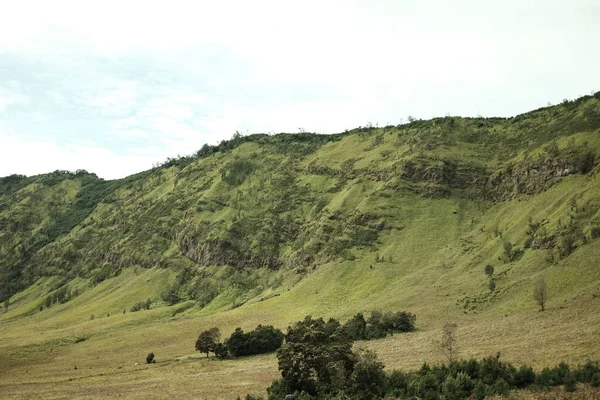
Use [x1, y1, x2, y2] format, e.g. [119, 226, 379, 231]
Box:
[237, 315, 600, 400]
[130, 298, 152, 312]
[343, 311, 416, 340]
[195, 325, 284, 359]
[194, 311, 415, 360]
[39, 285, 78, 311]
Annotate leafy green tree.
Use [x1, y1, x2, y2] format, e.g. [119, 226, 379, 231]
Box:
[214, 343, 228, 360]
[349, 349, 387, 398]
[195, 327, 221, 357]
[225, 325, 283, 357]
[484, 264, 494, 278]
[277, 316, 354, 395]
[488, 279, 496, 292]
[343, 313, 367, 340]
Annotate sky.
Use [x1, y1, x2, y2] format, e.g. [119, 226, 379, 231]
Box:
[0, 0, 599, 179]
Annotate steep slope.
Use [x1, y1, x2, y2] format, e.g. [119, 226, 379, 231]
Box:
[1, 94, 600, 398]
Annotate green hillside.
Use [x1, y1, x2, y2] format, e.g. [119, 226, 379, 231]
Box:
[1, 93, 600, 399]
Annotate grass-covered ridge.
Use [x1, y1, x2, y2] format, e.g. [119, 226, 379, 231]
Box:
[1, 93, 600, 398]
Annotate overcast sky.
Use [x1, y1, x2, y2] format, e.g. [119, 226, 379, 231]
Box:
[1, 0, 598, 179]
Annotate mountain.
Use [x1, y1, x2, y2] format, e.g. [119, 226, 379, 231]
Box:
[1, 93, 600, 398]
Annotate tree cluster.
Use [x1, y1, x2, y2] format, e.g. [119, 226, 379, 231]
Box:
[343, 310, 416, 340]
[130, 298, 152, 312]
[40, 286, 78, 310]
[264, 350, 600, 400]
[225, 325, 284, 357]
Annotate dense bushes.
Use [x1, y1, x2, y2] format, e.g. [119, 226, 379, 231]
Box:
[40, 285, 78, 310]
[343, 311, 416, 340]
[260, 353, 600, 400]
[232, 315, 598, 399]
[225, 325, 284, 357]
[130, 298, 152, 312]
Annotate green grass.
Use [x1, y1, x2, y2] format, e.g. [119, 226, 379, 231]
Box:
[1, 94, 600, 398]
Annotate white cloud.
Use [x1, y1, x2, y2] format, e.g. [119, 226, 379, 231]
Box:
[1, 0, 599, 178]
[0, 129, 158, 179]
[81, 79, 141, 116]
[0, 86, 29, 112]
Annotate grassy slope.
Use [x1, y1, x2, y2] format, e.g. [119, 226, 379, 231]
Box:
[1, 96, 600, 399]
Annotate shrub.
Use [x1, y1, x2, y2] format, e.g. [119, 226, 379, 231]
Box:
[387, 370, 409, 397]
[564, 372, 577, 392]
[493, 378, 510, 396]
[472, 380, 488, 400]
[513, 365, 536, 388]
[146, 352, 155, 364]
[591, 373, 600, 387]
[349, 349, 387, 398]
[442, 376, 464, 400]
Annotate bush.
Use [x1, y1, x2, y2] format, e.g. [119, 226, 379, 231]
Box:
[493, 378, 510, 396]
[442, 376, 464, 400]
[349, 349, 387, 398]
[564, 372, 577, 392]
[146, 352, 155, 364]
[513, 365, 536, 388]
[472, 380, 488, 400]
[591, 373, 600, 387]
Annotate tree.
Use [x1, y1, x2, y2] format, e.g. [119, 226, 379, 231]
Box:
[3, 298, 9, 311]
[214, 343, 228, 360]
[343, 313, 367, 340]
[349, 349, 387, 398]
[488, 279, 496, 292]
[435, 322, 458, 363]
[484, 264, 494, 278]
[503, 241, 513, 262]
[277, 316, 354, 395]
[195, 327, 221, 357]
[533, 277, 548, 311]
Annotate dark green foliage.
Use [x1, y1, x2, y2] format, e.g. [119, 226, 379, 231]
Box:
[40, 285, 78, 310]
[573, 360, 600, 383]
[262, 341, 598, 400]
[221, 158, 255, 186]
[442, 375, 464, 400]
[343, 310, 416, 341]
[225, 325, 284, 357]
[484, 264, 494, 277]
[342, 313, 367, 340]
[488, 279, 496, 292]
[162, 283, 182, 306]
[513, 365, 536, 388]
[266, 378, 289, 400]
[146, 352, 155, 364]
[130, 298, 152, 312]
[195, 327, 221, 357]
[349, 349, 387, 398]
[214, 343, 229, 360]
[472, 380, 488, 400]
[564, 372, 577, 392]
[277, 316, 354, 395]
[492, 378, 510, 396]
[386, 370, 409, 397]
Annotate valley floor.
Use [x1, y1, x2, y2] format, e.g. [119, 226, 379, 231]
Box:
[1, 285, 599, 399]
